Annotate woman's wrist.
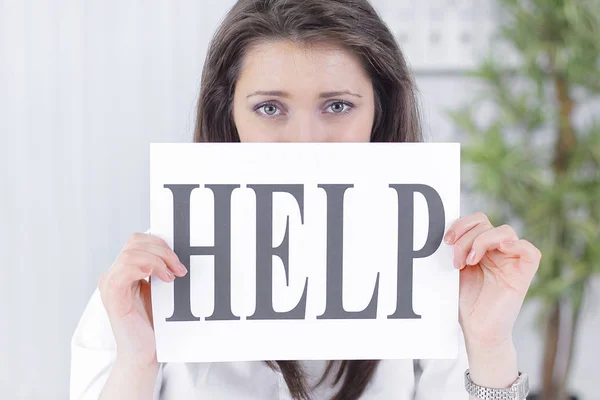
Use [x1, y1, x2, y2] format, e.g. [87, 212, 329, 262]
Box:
[115, 352, 159, 370]
[464, 337, 519, 389]
[99, 356, 159, 400]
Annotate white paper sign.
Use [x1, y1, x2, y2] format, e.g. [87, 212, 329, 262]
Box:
[150, 143, 460, 362]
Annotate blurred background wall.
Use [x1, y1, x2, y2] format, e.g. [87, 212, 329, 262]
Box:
[0, 0, 598, 398]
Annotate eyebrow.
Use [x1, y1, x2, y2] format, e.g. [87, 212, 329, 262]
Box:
[246, 90, 362, 99]
[319, 90, 362, 99]
[246, 90, 289, 98]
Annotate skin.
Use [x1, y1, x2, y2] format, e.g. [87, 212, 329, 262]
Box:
[99, 41, 541, 399]
[233, 41, 374, 143]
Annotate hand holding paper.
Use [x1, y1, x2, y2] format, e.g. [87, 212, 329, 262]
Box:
[446, 213, 541, 347]
[97, 233, 187, 367]
[446, 212, 542, 388]
[94, 142, 542, 396]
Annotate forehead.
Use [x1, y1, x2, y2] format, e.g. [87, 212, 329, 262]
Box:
[236, 40, 370, 93]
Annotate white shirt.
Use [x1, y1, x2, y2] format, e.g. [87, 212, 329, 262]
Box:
[70, 288, 470, 399]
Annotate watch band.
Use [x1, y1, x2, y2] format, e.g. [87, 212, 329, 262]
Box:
[464, 369, 529, 400]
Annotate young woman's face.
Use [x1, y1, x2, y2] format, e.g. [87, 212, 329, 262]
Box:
[232, 41, 375, 142]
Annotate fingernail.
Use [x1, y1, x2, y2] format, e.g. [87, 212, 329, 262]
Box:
[444, 230, 455, 244]
[165, 269, 175, 281]
[502, 241, 515, 248]
[466, 250, 476, 265]
[177, 262, 188, 275]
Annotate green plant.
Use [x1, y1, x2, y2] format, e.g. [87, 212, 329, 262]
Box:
[448, 0, 600, 398]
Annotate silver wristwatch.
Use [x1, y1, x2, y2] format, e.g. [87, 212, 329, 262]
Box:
[464, 369, 529, 399]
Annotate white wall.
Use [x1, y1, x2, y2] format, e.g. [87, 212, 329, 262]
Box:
[0, 1, 598, 399]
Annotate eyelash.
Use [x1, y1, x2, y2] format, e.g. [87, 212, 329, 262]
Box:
[253, 100, 354, 118]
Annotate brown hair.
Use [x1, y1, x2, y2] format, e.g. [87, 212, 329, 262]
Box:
[193, 0, 422, 398]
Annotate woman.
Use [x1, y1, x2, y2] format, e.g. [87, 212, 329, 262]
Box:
[70, 0, 541, 399]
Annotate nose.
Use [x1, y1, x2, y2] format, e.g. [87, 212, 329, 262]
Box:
[281, 111, 331, 142]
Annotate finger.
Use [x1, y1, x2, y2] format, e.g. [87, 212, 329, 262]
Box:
[453, 222, 493, 269]
[98, 251, 165, 317]
[99, 253, 158, 301]
[499, 239, 542, 267]
[125, 232, 172, 250]
[466, 225, 519, 266]
[126, 241, 187, 277]
[444, 212, 491, 245]
[113, 249, 175, 284]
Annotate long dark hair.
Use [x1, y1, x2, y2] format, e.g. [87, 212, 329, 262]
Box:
[193, 0, 423, 398]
